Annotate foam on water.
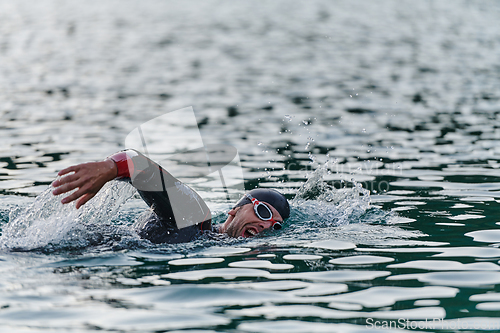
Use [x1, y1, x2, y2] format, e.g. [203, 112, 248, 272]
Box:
[0, 160, 404, 253]
[291, 162, 371, 226]
[0, 159, 413, 254]
[250, 162, 426, 248]
[1, 0, 500, 331]
[0, 180, 136, 251]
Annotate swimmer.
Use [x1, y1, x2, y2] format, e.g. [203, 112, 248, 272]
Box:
[51, 150, 290, 244]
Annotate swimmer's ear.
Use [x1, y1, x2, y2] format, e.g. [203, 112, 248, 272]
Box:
[228, 207, 239, 217]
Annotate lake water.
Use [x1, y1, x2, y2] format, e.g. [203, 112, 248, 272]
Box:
[1, 0, 500, 331]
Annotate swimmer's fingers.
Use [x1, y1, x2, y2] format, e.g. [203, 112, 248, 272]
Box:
[57, 165, 79, 177]
[52, 176, 85, 196]
[52, 172, 80, 190]
[75, 193, 95, 209]
[58, 183, 92, 205]
[52, 160, 117, 208]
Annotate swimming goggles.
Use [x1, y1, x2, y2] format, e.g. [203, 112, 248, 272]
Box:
[246, 194, 282, 230]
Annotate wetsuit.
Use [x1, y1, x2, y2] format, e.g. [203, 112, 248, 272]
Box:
[109, 150, 212, 244]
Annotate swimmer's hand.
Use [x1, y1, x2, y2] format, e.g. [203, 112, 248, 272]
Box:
[51, 159, 117, 209]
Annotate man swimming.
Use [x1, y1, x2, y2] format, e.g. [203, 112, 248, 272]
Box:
[51, 149, 290, 244]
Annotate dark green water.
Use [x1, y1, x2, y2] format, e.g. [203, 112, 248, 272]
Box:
[1, 0, 500, 331]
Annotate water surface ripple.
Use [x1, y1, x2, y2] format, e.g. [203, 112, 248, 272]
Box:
[1, 0, 500, 331]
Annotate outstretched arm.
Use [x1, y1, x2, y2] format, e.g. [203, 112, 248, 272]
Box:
[52, 150, 211, 236]
[51, 150, 211, 233]
[52, 159, 118, 209]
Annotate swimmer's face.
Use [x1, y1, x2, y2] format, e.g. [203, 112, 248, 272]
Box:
[221, 202, 283, 238]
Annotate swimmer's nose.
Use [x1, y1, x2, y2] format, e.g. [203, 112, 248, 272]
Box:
[258, 220, 274, 231]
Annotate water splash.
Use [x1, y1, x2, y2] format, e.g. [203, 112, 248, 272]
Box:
[0, 180, 136, 251]
[0, 164, 385, 252]
[291, 162, 371, 226]
[243, 163, 417, 247]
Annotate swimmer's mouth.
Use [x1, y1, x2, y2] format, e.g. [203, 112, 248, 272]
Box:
[242, 227, 258, 238]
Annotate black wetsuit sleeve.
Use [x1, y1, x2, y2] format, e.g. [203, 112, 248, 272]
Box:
[109, 150, 212, 244]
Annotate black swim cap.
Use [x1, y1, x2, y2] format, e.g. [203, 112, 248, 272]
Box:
[234, 188, 290, 220]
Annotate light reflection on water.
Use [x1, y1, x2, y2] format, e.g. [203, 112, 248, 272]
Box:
[2, 0, 500, 331]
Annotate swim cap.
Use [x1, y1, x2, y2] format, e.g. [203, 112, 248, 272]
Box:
[234, 188, 290, 220]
